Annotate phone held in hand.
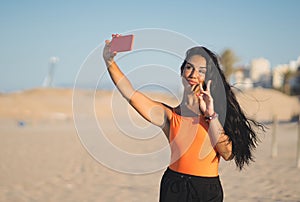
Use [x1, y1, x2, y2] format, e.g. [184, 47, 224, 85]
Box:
[110, 34, 134, 53]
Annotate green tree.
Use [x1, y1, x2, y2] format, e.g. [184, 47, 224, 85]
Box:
[282, 67, 300, 95]
[220, 49, 239, 80]
[282, 70, 293, 94]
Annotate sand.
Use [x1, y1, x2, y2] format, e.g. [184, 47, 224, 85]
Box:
[0, 87, 299, 201]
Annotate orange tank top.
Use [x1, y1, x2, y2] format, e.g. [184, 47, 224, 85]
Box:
[169, 111, 220, 177]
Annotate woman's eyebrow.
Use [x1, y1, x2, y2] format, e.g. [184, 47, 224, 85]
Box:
[186, 62, 206, 69]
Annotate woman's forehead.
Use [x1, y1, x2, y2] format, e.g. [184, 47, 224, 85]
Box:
[186, 55, 207, 68]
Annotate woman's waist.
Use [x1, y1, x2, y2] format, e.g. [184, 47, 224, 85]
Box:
[165, 167, 220, 183]
[169, 156, 219, 177]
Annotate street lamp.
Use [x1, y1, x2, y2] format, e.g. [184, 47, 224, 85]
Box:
[43, 56, 59, 87]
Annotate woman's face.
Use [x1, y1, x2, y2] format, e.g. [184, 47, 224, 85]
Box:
[182, 55, 207, 88]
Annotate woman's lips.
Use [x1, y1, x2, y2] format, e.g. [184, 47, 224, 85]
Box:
[188, 80, 198, 85]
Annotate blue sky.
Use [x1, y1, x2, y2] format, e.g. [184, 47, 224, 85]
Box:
[1, 0, 300, 92]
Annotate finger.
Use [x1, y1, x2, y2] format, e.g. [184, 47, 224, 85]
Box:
[105, 40, 111, 45]
[191, 84, 199, 92]
[207, 80, 212, 92]
[199, 83, 204, 92]
[112, 33, 121, 38]
[194, 85, 201, 96]
[201, 91, 210, 97]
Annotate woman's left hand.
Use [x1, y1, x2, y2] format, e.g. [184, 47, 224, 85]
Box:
[197, 80, 215, 116]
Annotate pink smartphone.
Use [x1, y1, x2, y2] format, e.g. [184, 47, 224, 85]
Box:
[110, 34, 134, 52]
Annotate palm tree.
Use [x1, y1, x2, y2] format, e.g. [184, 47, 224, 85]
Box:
[220, 49, 239, 80]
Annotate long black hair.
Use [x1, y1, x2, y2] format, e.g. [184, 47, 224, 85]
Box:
[181, 46, 265, 170]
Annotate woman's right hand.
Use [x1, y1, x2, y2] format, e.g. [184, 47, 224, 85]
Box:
[103, 34, 118, 66]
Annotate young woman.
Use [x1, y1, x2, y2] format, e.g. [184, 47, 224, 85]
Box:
[103, 35, 264, 202]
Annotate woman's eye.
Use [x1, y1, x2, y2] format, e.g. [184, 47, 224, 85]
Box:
[199, 69, 207, 74]
[185, 65, 193, 70]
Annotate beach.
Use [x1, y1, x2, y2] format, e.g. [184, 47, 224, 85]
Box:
[0, 88, 299, 202]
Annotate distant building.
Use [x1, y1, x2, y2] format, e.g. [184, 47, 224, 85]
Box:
[250, 58, 272, 88]
[273, 64, 289, 89]
[272, 56, 300, 90]
[230, 66, 253, 90]
[231, 56, 300, 92]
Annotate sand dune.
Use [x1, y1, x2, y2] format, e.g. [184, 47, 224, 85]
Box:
[1, 87, 298, 121]
[235, 88, 299, 122]
[0, 87, 299, 201]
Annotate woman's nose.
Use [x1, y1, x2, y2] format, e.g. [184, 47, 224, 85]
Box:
[189, 68, 199, 78]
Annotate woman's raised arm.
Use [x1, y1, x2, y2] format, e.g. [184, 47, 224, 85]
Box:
[102, 38, 172, 128]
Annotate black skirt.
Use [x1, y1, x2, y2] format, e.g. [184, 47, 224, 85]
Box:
[159, 168, 223, 202]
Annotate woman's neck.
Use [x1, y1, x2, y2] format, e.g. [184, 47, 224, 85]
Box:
[182, 89, 199, 106]
[177, 89, 201, 116]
